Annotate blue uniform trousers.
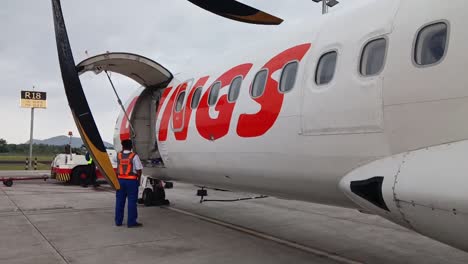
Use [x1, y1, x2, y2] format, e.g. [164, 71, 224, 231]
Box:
[115, 179, 139, 226]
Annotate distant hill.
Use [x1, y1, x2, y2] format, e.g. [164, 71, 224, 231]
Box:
[26, 136, 113, 148]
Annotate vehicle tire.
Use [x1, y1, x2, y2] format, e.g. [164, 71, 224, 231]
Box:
[71, 167, 88, 185]
[142, 188, 153, 207]
[4, 180, 13, 187]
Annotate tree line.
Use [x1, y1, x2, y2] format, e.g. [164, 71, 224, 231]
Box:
[0, 138, 82, 156]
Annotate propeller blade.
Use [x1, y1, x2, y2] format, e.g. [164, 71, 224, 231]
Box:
[51, 0, 120, 190]
[187, 0, 283, 25]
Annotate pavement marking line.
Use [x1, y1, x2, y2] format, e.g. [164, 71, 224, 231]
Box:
[0, 187, 70, 264]
[166, 207, 363, 264]
[61, 237, 180, 254]
[0, 212, 22, 218]
[23, 206, 114, 215]
[91, 183, 362, 263]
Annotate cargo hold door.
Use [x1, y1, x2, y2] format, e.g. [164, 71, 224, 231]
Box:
[76, 52, 173, 88]
[76, 52, 173, 161]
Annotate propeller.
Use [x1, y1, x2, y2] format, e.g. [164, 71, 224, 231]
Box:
[187, 0, 283, 25]
[51, 0, 120, 190]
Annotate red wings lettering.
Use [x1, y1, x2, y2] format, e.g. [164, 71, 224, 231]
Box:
[174, 76, 210, 141]
[237, 43, 311, 137]
[154, 43, 311, 142]
[157, 87, 176, 142]
[196, 63, 253, 140]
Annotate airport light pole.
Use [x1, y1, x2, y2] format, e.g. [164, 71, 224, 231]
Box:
[322, 0, 328, 14]
[28, 107, 35, 170]
[312, 0, 340, 14]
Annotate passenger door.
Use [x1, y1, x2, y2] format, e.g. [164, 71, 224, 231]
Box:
[300, 7, 395, 136]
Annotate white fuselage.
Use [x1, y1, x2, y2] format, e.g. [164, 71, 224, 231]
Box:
[111, 0, 468, 252]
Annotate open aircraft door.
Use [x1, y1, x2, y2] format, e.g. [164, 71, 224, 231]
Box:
[76, 53, 173, 88]
[76, 53, 173, 161]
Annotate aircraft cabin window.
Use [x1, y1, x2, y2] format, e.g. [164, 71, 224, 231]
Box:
[175, 91, 186, 112]
[279, 61, 299, 93]
[228, 76, 243, 102]
[191, 87, 202, 109]
[251, 69, 268, 98]
[360, 38, 387, 76]
[315, 51, 337, 85]
[415, 22, 448, 66]
[208, 82, 221, 106]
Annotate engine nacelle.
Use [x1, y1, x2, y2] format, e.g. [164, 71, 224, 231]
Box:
[339, 140, 468, 252]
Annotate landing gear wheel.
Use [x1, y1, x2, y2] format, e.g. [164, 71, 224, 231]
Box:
[153, 185, 169, 205]
[154, 181, 170, 206]
[142, 188, 153, 207]
[3, 180, 13, 187]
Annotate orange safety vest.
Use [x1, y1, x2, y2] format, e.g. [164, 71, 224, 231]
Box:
[117, 152, 138, 180]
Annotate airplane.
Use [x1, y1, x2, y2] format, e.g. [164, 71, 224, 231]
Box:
[51, 0, 468, 254]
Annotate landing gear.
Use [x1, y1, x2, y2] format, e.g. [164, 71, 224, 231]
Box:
[141, 188, 154, 206]
[138, 176, 170, 206]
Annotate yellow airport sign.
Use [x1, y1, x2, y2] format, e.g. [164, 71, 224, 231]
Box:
[20, 91, 47, 109]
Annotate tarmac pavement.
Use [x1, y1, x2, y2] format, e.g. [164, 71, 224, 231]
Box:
[0, 170, 50, 177]
[1, 179, 468, 264]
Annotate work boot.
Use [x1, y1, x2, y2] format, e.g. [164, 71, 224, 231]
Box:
[128, 222, 143, 228]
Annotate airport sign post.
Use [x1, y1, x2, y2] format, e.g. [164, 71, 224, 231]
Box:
[20, 90, 47, 170]
[20, 91, 47, 108]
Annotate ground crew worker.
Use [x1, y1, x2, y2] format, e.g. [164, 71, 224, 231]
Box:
[114, 139, 143, 228]
[85, 151, 98, 187]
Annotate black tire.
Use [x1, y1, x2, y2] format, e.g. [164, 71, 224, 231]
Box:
[4, 180, 13, 187]
[71, 167, 88, 185]
[143, 188, 153, 206]
[154, 185, 166, 202]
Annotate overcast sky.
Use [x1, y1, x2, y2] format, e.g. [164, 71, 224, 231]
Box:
[0, 0, 348, 144]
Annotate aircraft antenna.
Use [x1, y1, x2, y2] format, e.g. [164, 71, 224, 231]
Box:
[312, 0, 340, 14]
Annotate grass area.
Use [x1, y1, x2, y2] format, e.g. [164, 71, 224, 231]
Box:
[0, 163, 50, 171]
[0, 154, 53, 171]
[0, 155, 54, 161]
